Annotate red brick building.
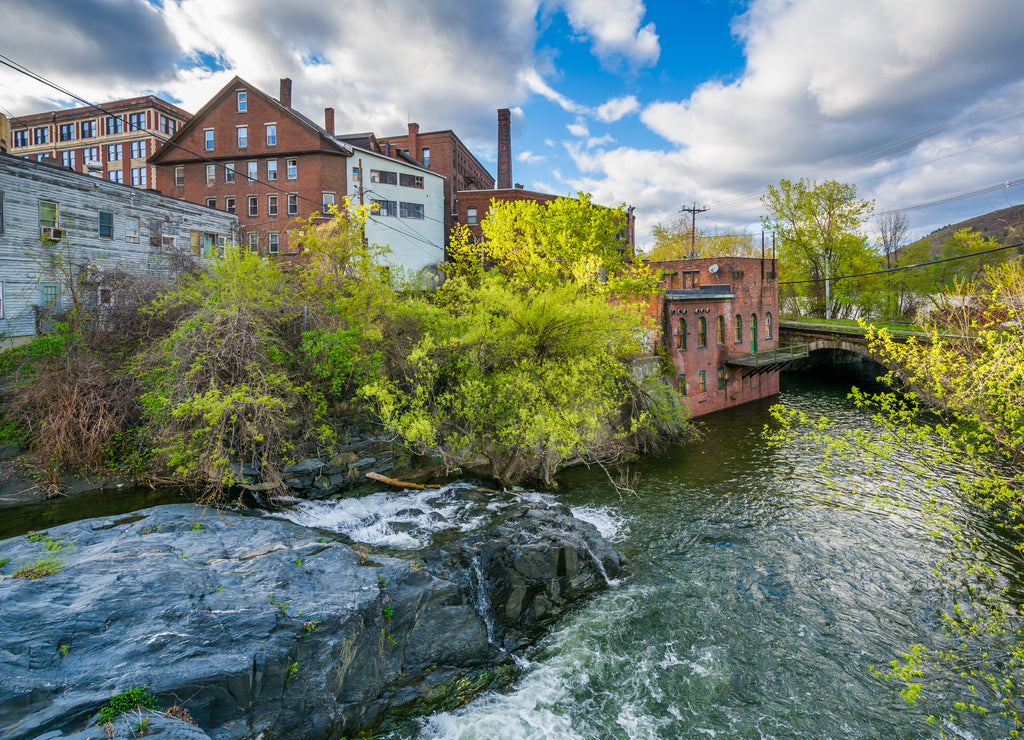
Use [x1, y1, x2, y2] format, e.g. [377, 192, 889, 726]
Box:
[381, 123, 493, 243]
[649, 256, 783, 417]
[149, 76, 351, 256]
[9, 96, 190, 189]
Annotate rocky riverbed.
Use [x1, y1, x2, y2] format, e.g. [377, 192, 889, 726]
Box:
[0, 484, 624, 739]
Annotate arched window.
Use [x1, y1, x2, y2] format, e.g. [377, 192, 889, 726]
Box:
[717, 366, 726, 390]
[678, 373, 687, 394]
[717, 315, 725, 345]
[698, 317, 707, 347]
[735, 314, 742, 343]
[676, 317, 686, 350]
[765, 312, 773, 339]
[698, 371, 707, 393]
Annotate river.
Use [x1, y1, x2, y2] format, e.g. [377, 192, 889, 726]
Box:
[404, 374, 1015, 740]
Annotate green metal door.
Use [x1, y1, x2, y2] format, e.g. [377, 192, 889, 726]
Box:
[750, 314, 758, 353]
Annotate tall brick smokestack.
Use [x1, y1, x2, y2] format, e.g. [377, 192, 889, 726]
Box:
[407, 122, 419, 161]
[279, 78, 292, 108]
[324, 107, 335, 136]
[497, 108, 512, 190]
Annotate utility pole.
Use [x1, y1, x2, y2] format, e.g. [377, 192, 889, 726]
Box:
[679, 203, 708, 257]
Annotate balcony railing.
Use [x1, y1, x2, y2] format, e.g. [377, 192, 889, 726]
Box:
[726, 343, 809, 367]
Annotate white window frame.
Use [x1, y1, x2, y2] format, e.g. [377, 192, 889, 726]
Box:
[268, 194, 278, 217]
[248, 195, 258, 218]
[268, 232, 279, 254]
[126, 216, 139, 244]
[108, 143, 122, 162]
[266, 123, 277, 146]
[225, 196, 236, 215]
[206, 163, 216, 183]
[174, 166, 184, 187]
[204, 128, 214, 151]
[286, 158, 297, 180]
[237, 90, 247, 112]
[267, 160, 278, 181]
[287, 193, 298, 216]
[237, 125, 248, 149]
[224, 162, 235, 184]
[247, 161, 257, 181]
[322, 192, 335, 215]
[467, 207, 478, 225]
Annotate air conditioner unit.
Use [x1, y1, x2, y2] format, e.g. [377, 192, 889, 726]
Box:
[41, 226, 64, 240]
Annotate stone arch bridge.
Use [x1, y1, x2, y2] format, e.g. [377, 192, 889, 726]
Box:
[778, 321, 930, 377]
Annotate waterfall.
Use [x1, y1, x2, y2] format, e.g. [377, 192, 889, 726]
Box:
[471, 556, 531, 670]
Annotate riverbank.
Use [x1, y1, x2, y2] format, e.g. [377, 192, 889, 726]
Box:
[0, 488, 624, 739]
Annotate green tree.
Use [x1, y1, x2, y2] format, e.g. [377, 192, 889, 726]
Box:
[449, 192, 658, 297]
[766, 261, 1024, 734]
[646, 217, 761, 260]
[900, 228, 1000, 315]
[761, 178, 881, 318]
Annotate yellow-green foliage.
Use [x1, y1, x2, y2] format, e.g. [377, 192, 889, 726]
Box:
[766, 261, 1024, 734]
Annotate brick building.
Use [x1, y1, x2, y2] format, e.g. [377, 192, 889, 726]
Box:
[650, 256, 786, 417]
[8, 96, 190, 189]
[149, 76, 352, 258]
[381, 123, 493, 243]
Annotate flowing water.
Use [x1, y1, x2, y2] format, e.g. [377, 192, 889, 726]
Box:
[402, 375, 1017, 739]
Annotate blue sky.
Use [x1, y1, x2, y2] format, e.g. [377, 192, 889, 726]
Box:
[2, 0, 1023, 249]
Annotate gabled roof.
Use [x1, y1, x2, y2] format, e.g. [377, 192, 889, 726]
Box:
[343, 141, 445, 180]
[149, 75, 351, 164]
[336, 132, 380, 152]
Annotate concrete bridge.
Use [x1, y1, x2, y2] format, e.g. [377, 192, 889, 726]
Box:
[778, 321, 930, 378]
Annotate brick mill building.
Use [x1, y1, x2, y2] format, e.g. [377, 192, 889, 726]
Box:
[7, 96, 190, 189]
[381, 122, 494, 245]
[650, 256, 795, 417]
[149, 77, 444, 270]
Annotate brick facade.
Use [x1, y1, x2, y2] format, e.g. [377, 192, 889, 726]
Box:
[382, 125, 493, 244]
[455, 187, 559, 240]
[648, 257, 781, 417]
[149, 76, 350, 258]
[9, 96, 190, 191]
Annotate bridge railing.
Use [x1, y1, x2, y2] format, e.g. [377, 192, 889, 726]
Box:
[728, 343, 810, 367]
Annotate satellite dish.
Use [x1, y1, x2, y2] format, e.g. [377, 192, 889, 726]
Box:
[709, 263, 719, 274]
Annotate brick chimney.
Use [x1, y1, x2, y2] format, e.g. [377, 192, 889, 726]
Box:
[497, 108, 512, 189]
[279, 78, 292, 108]
[324, 107, 335, 136]
[407, 122, 419, 161]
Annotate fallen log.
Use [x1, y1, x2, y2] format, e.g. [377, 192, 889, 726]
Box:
[365, 471, 428, 489]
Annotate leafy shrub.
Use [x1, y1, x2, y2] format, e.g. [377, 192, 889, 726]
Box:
[97, 686, 157, 725]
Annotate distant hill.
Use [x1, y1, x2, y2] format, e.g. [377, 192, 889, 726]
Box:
[912, 204, 1024, 254]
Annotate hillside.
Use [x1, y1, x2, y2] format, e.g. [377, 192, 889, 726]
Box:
[913, 204, 1024, 253]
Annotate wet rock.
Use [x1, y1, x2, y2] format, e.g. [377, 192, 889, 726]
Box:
[0, 493, 623, 740]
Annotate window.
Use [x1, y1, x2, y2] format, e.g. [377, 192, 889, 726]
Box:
[108, 170, 123, 184]
[676, 318, 686, 350]
[247, 161, 257, 181]
[735, 315, 742, 343]
[765, 312, 773, 339]
[59, 123, 75, 142]
[697, 317, 707, 347]
[98, 286, 113, 307]
[248, 195, 258, 217]
[237, 126, 248, 148]
[0, 282, 4, 319]
[225, 196, 236, 214]
[204, 128, 214, 151]
[352, 167, 360, 182]
[13, 130, 28, 147]
[39, 200, 58, 229]
[106, 117, 123, 135]
[268, 232, 279, 254]
[159, 115, 176, 135]
[422, 148, 430, 166]
[206, 164, 215, 183]
[266, 124, 277, 146]
[131, 167, 147, 187]
[206, 197, 217, 209]
[717, 315, 725, 345]
[34, 127, 49, 144]
[248, 232, 258, 251]
[370, 169, 397, 185]
[287, 193, 298, 216]
[467, 207, 478, 225]
[237, 90, 247, 112]
[128, 113, 145, 131]
[126, 216, 139, 243]
[0, 190, 4, 235]
[400, 202, 424, 219]
[677, 374, 686, 395]
[174, 166, 184, 187]
[83, 146, 98, 164]
[99, 211, 113, 239]
[286, 158, 297, 180]
[698, 371, 707, 393]
[224, 163, 235, 183]
[81, 120, 96, 138]
[130, 140, 147, 159]
[371, 199, 397, 217]
[322, 192, 335, 215]
[267, 194, 277, 217]
[61, 150, 76, 169]
[41, 283, 61, 311]
[108, 143, 122, 161]
[682, 271, 699, 289]
[267, 159, 278, 181]
[399, 173, 424, 188]
[718, 367, 726, 390]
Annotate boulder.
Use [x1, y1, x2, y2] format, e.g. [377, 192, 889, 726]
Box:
[0, 491, 622, 739]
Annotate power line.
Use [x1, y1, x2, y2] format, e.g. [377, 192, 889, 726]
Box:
[779, 240, 1023, 285]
